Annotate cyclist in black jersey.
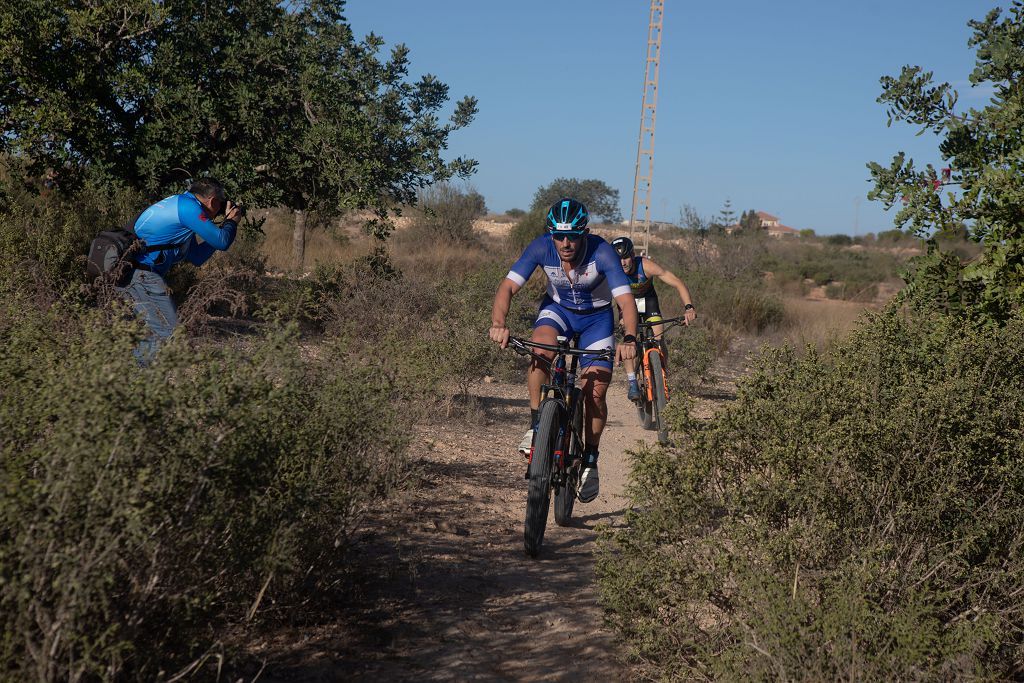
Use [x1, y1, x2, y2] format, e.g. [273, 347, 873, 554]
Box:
[610, 236, 697, 402]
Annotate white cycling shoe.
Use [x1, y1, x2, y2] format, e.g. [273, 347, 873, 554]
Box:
[577, 464, 599, 503]
[517, 428, 534, 458]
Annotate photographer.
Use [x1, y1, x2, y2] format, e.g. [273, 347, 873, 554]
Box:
[119, 177, 241, 360]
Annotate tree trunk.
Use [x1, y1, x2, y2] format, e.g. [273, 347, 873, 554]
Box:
[292, 209, 306, 272]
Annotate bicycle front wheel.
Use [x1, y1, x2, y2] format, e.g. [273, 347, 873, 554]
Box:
[525, 399, 560, 557]
[650, 350, 669, 444]
[554, 390, 583, 527]
[637, 352, 656, 430]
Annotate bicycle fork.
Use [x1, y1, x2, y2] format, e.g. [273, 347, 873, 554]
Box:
[643, 347, 669, 402]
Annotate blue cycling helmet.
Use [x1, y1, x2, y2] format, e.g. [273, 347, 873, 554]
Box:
[545, 198, 589, 234]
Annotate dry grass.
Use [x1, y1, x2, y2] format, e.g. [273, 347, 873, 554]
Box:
[251, 209, 884, 360]
[255, 207, 521, 275]
[773, 296, 875, 352]
[256, 208, 368, 272]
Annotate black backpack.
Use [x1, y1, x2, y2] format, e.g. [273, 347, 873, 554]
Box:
[86, 211, 178, 287]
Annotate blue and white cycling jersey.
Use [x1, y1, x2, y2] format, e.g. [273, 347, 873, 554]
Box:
[132, 192, 237, 276]
[506, 234, 632, 311]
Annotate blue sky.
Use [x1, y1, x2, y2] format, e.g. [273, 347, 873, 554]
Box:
[344, 0, 1001, 235]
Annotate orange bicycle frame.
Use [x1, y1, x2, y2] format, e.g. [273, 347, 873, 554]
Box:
[641, 346, 669, 403]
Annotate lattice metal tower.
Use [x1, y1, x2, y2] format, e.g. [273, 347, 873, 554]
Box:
[628, 0, 664, 255]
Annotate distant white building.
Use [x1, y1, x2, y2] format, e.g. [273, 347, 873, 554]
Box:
[756, 211, 800, 238]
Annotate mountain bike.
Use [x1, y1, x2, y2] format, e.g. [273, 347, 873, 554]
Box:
[632, 314, 685, 444]
[507, 335, 613, 558]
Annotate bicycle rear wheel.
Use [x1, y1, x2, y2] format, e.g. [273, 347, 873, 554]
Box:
[554, 390, 583, 527]
[650, 350, 669, 444]
[525, 399, 560, 557]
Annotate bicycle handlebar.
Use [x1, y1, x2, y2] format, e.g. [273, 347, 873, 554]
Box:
[508, 336, 614, 360]
[638, 316, 685, 328]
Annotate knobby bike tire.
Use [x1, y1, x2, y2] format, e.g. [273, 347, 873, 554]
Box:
[554, 390, 583, 527]
[524, 399, 560, 557]
[650, 350, 669, 444]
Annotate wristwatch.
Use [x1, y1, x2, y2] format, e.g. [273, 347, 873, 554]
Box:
[684, 304, 695, 311]
[622, 334, 637, 344]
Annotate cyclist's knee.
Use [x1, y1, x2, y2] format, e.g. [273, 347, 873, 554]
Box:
[581, 369, 611, 400]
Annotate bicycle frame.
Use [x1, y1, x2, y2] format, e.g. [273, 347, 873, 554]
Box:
[509, 335, 593, 477]
[636, 315, 683, 403]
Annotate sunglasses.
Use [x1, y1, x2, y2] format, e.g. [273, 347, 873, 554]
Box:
[550, 232, 585, 242]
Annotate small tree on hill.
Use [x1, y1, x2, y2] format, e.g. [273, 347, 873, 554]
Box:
[740, 209, 762, 233]
[868, 5, 1024, 320]
[529, 178, 622, 223]
[718, 198, 736, 228]
[679, 204, 711, 236]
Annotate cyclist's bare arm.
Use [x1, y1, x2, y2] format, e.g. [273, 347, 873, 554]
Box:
[614, 291, 639, 364]
[644, 258, 696, 324]
[489, 278, 522, 348]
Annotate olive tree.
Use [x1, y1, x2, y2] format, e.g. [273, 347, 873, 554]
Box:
[868, 5, 1024, 320]
[1, 0, 477, 268]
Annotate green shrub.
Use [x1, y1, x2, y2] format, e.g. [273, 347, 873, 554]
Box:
[0, 179, 145, 291]
[509, 206, 546, 250]
[0, 297, 407, 680]
[598, 306, 1024, 679]
[668, 325, 714, 391]
[759, 239, 904, 299]
[684, 270, 784, 335]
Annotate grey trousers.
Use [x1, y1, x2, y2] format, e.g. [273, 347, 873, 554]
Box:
[118, 269, 178, 363]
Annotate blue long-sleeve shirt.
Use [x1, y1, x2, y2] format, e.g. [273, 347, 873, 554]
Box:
[132, 192, 237, 275]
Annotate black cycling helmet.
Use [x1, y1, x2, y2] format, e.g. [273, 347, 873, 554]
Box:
[545, 198, 589, 234]
[611, 236, 635, 259]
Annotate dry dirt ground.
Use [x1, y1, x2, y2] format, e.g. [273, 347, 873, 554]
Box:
[247, 343, 755, 682]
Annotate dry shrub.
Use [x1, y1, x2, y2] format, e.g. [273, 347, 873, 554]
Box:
[0, 297, 408, 681]
[256, 207, 355, 272]
[402, 182, 485, 247]
[774, 296, 874, 353]
[309, 248, 527, 413]
[599, 306, 1024, 680]
[177, 264, 262, 335]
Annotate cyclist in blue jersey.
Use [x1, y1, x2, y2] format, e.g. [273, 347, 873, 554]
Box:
[490, 198, 638, 502]
[119, 177, 241, 360]
[610, 236, 697, 402]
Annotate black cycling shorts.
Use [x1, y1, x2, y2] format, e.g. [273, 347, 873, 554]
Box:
[620, 289, 662, 319]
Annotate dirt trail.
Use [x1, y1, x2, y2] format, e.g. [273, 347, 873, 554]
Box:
[254, 345, 752, 681]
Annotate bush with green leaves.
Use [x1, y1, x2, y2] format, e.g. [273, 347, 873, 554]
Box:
[509, 206, 547, 251]
[598, 306, 1024, 680]
[667, 324, 714, 391]
[0, 297, 407, 681]
[757, 238, 904, 300]
[869, 6, 1024, 320]
[0, 175, 145, 291]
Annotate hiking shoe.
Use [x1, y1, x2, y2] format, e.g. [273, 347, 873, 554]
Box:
[627, 379, 642, 403]
[578, 463, 599, 502]
[518, 428, 535, 458]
